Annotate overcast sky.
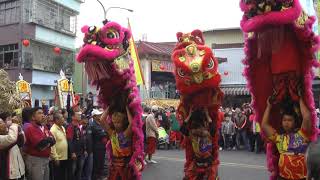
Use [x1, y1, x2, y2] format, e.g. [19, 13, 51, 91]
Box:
[76, 0, 243, 46]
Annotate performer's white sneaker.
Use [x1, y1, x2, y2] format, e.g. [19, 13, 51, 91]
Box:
[149, 160, 158, 164]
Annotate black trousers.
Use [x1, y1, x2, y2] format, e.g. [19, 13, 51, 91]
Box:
[224, 134, 233, 149]
[253, 133, 262, 153]
[53, 160, 68, 180]
[92, 150, 107, 179]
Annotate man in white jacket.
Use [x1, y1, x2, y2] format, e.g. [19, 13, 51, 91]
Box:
[145, 107, 159, 164]
[0, 116, 26, 180]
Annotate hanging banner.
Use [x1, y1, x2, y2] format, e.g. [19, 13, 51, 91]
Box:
[128, 19, 145, 85]
[151, 60, 174, 72]
[57, 70, 74, 109]
[16, 73, 32, 107]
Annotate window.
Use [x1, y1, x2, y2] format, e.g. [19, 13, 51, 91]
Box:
[27, 0, 77, 35]
[34, 99, 39, 107]
[49, 99, 54, 107]
[0, 43, 19, 69]
[0, 0, 20, 25]
[24, 40, 74, 74]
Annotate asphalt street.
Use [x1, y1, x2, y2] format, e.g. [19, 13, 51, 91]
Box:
[142, 149, 268, 180]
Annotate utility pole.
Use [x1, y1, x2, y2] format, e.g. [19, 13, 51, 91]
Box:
[67, 76, 72, 123]
[82, 63, 87, 107]
[19, 0, 24, 75]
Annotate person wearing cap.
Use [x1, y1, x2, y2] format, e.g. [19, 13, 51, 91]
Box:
[90, 109, 109, 179]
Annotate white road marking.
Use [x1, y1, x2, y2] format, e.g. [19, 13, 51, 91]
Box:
[153, 156, 267, 170]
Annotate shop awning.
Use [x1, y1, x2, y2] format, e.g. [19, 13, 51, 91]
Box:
[221, 86, 250, 96]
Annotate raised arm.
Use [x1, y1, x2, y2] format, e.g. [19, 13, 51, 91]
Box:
[124, 106, 133, 138]
[299, 97, 312, 133]
[184, 107, 193, 123]
[261, 96, 276, 138]
[204, 108, 213, 123]
[99, 107, 113, 136]
[180, 107, 193, 136]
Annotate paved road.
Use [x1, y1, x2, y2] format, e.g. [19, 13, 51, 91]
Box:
[142, 149, 268, 180]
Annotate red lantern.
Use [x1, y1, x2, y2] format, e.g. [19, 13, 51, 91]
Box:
[160, 65, 165, 70]
[224, 71, 229, 76]
[22, 39, 30, 47]
[53, 47, 61, 54]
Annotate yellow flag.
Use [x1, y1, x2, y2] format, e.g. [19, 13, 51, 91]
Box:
[128, 19, 144, 85]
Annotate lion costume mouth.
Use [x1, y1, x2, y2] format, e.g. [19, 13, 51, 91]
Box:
[83, 52, 131, 82]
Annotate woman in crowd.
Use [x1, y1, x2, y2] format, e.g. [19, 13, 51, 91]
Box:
[0, 112, 26, 180]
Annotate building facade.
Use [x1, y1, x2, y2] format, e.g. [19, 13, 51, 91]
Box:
[0, 0, 83, 107]
[136, 41, 176, 100]
[203, 28, 250, 107]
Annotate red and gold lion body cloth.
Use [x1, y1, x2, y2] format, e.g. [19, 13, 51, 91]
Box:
[172, 30, 223, 180]
[240, 0, 320, 179]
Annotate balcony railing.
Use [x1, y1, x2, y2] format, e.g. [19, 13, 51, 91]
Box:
[22, 40, 75, 74]
[23, 52, 74, 74]
[24, 0, 77, 35]
[139, 89, 180, 100]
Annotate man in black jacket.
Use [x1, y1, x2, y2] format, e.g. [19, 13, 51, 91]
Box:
[81, 115, 93, 180]
[66, 110, 86, 180]
[90, 109, 109, 180]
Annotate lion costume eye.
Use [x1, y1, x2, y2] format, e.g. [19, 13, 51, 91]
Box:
[107, 32, 115, 39]
[207, 59, 214, 69]
[177, 68, 186, 77]
[106, 30, 120, 39]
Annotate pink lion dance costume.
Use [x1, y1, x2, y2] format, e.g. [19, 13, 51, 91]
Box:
[240, 0, 319, 179]
[77, 20, 144, 180]
[172, 30, 223, 180]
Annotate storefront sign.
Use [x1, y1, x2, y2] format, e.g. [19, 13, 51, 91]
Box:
[16, 74, 32, 107]
[152, 60, 174, 72]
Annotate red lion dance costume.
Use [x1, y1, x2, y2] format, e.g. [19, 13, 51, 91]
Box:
[240, 0, 319, 179]
[77, 20, 144, 180]
[172, 30, 223, 180]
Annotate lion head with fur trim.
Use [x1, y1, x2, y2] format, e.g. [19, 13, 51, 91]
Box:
[172, 30, 221, 95]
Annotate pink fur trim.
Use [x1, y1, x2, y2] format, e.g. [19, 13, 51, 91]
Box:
[240, 0, 302, 32]
[241, 0, 320, 179]
[100, 21, 132, 45]
[81, 25, 89, 33]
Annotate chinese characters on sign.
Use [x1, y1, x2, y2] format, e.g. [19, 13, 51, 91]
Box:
[152, 60, 174, 72]
[16, 74, 32, 107]
[57, 70, 74, 109]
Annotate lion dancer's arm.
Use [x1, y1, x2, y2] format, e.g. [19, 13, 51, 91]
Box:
[180, 108, 193, 174]
[205, 108, 219, 178]
[299, 90, 312, 137]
